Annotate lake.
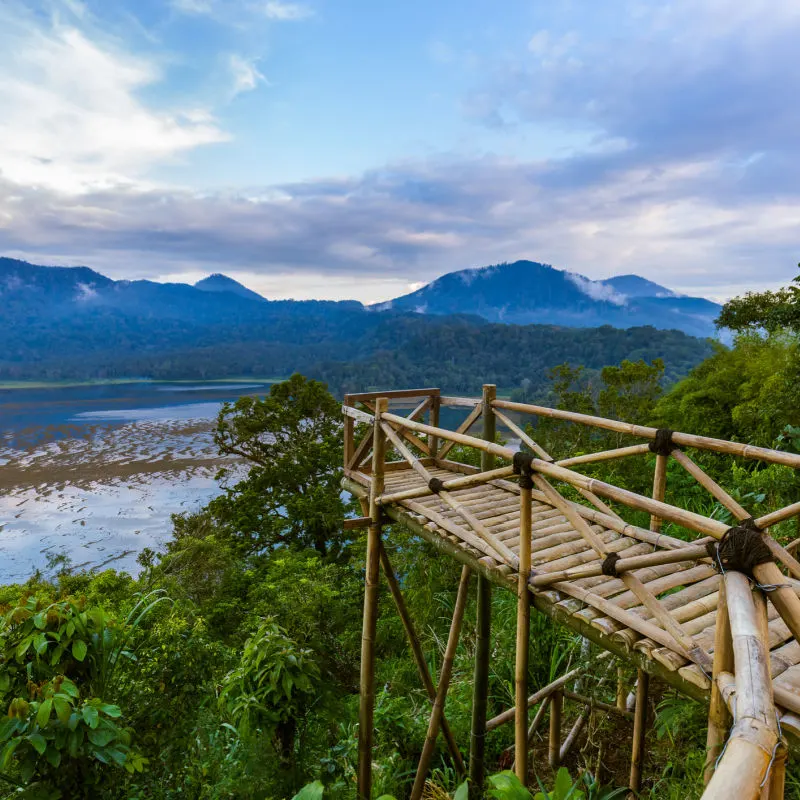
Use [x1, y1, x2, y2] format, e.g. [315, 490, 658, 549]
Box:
[0, 381, 275, 583]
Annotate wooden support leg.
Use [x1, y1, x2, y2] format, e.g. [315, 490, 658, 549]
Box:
[650, 452, 668, 533]
[629, 669, 650, 797]
[515, 479, 532, 785]
[705, 578, 733, 784]
[379, 543, 465, 776]
[357, 518, 381, 800]
[616, 665, 627, 712]
[410, 566, 472, 800]
[357, 398, 387, 800]
[549, 689, 563, 770]
[469, 575, 491, 797]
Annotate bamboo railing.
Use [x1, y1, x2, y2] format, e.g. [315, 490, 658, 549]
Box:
[342, 387, 800, 800]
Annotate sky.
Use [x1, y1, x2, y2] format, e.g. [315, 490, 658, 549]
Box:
[0, 0, 798, 303]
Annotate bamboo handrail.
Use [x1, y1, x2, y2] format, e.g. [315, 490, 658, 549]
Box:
[556, 443, 653, 468]
[492, 399, 800, 469]
[438, 402, 484, 460]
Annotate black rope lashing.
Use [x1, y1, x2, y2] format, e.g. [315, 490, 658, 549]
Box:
[649, 428, 676, 457]
[601, 552, 621, 577]
[428, 477, 445, 494]
[513, 451, 535, 489]
[706, 523, 774, 578]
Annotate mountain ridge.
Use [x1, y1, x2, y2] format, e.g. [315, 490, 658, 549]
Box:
[377, 260, 720, 337]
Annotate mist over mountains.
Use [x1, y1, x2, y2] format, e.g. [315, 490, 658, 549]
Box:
[0, 256, 719, 394]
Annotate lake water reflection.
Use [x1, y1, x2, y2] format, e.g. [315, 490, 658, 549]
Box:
[0, 381, 273, 582]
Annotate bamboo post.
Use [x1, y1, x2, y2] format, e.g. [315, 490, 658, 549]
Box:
[650, 453, 668, 533]
[357, 397, 388, 800]
[704, 578, 733, 784]
[515, 471, 532, 785]
[470, 385, 496, 800]
[379, 544, 465, 775]
[629, 668, 650, 796]
[616, 666, 627, 712]
[549, 689, 562, 769]
[703, 573, 779, 800]
[429, 392, 440, 459]
[560, 707, 589, 762]
[344, 394, 355, 467]
[410, 566, 472, 800]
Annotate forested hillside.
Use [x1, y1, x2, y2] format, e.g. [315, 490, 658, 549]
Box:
[0, 257, 715, 387]
[0, 277, 798, 799]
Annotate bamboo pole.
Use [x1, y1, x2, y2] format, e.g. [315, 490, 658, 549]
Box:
[563, 690, 634, 719]
[486, 652, 611, 730]
[357, 397, 388, 800]
[530, 543, 710, 588]
[617, 666, 626, 712]
[629, 669, 650, 796]
[410, 566, 472, 800]
[557, 443, 652, 468]
[515, 477, 532, 785]
[492, 399, 800, 469]
[704, 578, 733, 784]
[379, 543, 465, 775]
[429, 393, 440, 459]
[470, 384, 495, 798]
[549, 689, 563, 769]
[492, 407, 552, 462]
[560, 707, 590, 762]
[379, 465, 516, 504]
[703, 573, 779, 800]
[527, 696, 552, 743]
[650, 453, 669, 533]
[762, 739, 787, 800]
[757, 501, 800, 530]
[439, 401, 483, 460]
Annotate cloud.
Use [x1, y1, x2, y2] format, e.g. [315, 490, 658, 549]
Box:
[1, 147, 797, 303]
[566, 273, 627, 305]
[0, 4, 227, 193]
[229, 54, 266, 96]
[260, 2, 313, 21]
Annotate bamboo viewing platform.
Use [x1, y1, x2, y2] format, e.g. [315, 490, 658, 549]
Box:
[341, 386, 800, 799]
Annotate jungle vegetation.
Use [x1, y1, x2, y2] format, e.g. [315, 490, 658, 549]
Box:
[0, 278, 799, 799]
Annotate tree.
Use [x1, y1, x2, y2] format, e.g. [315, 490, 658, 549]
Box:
[716, 268, 800, 333]
[209, 374, 347, 558]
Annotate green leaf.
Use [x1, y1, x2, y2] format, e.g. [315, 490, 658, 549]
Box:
[87, 727, 116, 747]
[291, 781, 324, 800]
[45, 746, 62, 767]
[53, 697, 71, 725]
[82, 706, 99, 729]
[0, 717, 19, 743]
[453, 782, 469, 800]
[36, 699, 52, 728]
[27, 733, 47, 755]
[71, 640, 88, 662]
[0, 738, 20, 769]
[99, 703, 122, 718]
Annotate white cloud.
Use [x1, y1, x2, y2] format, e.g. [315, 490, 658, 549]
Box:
[0, 7, 227, 193]
[565, 273, 627, 305]
[229, 55, 266, 96]
[261, 2, 313, 21]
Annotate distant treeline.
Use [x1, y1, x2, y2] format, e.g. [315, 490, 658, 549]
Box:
[2, 311, 714, 396]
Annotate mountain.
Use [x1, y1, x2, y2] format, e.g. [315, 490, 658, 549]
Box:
[194, 273, 267, 304]
[378, 260, 720, 337]
[0, 257, 717, 392]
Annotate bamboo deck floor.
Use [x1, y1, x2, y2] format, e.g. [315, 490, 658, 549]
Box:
[344, 462, 800, 737]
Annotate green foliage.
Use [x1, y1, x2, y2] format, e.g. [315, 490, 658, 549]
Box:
[208, 373, 347, 558]
[0, 594, 154, 796]
[716, 269, 800, 333]
[219, 619, 320, 739]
